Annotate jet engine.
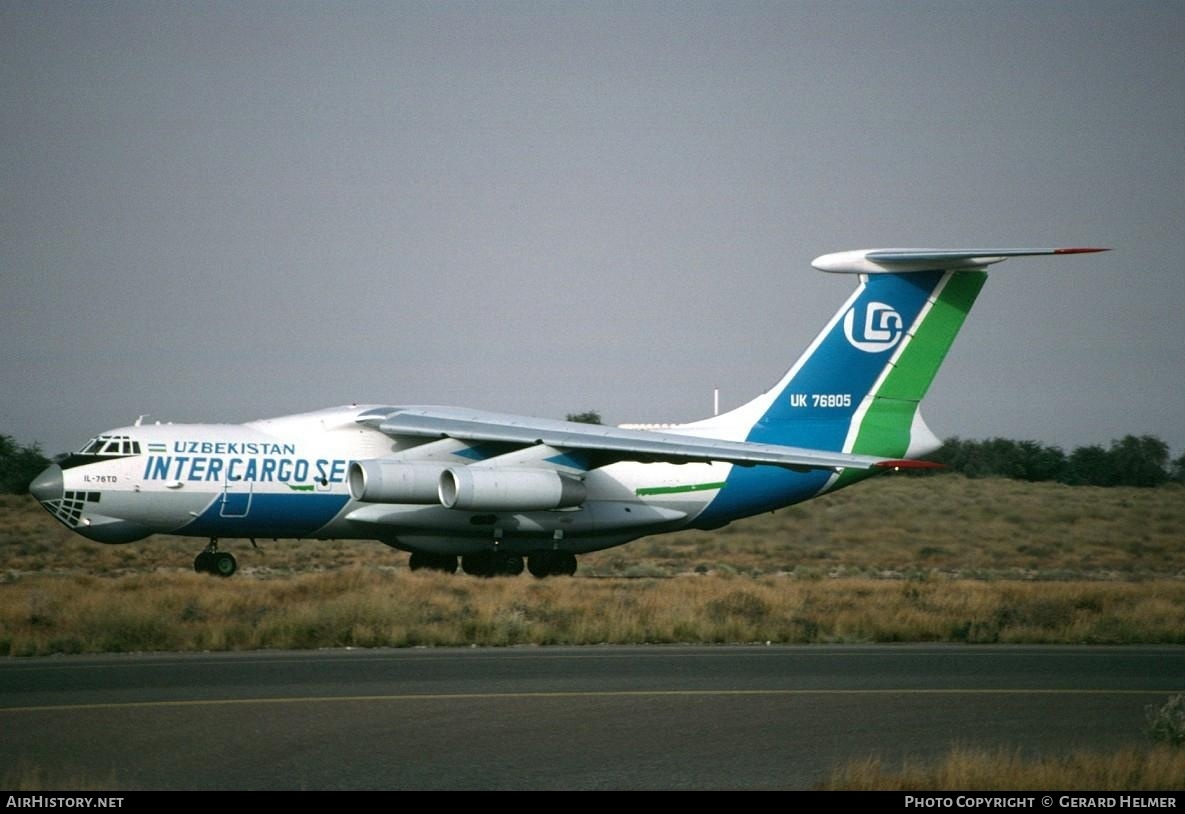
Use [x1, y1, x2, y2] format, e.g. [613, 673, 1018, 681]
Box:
[438, 467, 586, 511]
[348, 460, 448, 504]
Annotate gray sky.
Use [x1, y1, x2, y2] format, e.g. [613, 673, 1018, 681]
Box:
[3, 1, 1183, 457]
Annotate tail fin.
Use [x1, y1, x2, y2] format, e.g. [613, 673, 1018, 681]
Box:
[700, 248, 1106, 465]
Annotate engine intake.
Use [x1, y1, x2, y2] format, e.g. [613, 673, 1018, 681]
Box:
[348, 460, 449, 504]
[439, 467, 586, 511]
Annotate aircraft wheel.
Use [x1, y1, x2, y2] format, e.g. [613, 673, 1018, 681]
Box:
[556, 552, 577, 577]
[193, 551, 215, 574]
[212, 551, 237, 578]
[497, 552, 524, 576]
[528, 551, 576, 578]
[412, 553, 458, 574]
[460, 553, 480, 575]
[527, 552, 553, 579]
[461, 552, 495, 577]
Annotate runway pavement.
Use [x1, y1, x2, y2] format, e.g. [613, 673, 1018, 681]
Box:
[2, 645, 1181, 789]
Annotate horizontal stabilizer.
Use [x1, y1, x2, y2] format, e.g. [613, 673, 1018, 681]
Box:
[812, 247, 1108, 274]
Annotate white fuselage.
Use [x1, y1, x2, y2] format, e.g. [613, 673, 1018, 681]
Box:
[37, 405, 763, 555]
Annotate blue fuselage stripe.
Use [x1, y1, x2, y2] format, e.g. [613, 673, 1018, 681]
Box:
[181, 493, 350, 538]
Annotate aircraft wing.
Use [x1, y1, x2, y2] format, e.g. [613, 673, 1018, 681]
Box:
[356, 406, 935, 473]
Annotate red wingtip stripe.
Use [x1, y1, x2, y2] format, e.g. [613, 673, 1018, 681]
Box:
[873, 459, 946, 470]
[1054, 247, 1110, 254]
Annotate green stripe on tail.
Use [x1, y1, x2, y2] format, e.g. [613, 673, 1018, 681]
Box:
[832, 270, 987, 489]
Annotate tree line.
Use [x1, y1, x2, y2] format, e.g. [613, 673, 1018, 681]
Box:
[0, 435, 50, 495]
[923, 434, 1184, 487]
[2, 430, 1182, 495]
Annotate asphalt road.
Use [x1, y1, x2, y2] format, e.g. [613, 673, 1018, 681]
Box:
[1, 645, 1181, 789]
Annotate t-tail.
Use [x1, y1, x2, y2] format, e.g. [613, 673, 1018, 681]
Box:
[688, 247, 1106, 526]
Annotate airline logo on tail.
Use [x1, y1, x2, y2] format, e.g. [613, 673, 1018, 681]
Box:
[843, 301, 903, 353]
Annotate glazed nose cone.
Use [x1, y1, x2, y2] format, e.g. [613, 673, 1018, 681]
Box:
[29, 464, 63, 502]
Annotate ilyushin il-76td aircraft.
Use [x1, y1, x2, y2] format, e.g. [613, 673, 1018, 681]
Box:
[30, 247, 1105, 578]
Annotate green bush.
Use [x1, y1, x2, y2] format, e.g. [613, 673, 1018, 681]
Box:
[1146, 694, 1185, 746]
[0, 435, 50, 494]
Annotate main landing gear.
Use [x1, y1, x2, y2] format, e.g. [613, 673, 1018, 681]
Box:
[427, 550, 576, 578]
[407, 552, 459, 574]
[194, 539, 237, 577]
[527, 550, 577, 578]
[460, 551, 524, 578]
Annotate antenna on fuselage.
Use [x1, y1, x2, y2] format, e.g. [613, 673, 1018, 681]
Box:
[134, 415, 148, 427]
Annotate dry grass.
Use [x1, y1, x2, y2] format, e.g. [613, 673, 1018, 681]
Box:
[5, 476, 1184, 580]
[821, 744, 1185, 790]
[0, 494, 387, 577]
[1, 762, 122, 791]
[6, 479, 1182, 792]
[3, 475, 1185, 654]
[3, 570, 1184, 655]
[593, 476, 1185, 579]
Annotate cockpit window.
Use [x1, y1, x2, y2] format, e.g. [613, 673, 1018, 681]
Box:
[77, 435, 141, 457]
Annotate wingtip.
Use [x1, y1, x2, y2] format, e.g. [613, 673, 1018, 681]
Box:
[873, 459, 945, 471]
[1053, 247, 1110, 254]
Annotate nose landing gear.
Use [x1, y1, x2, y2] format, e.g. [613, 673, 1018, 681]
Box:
[194, 539, 237, 577]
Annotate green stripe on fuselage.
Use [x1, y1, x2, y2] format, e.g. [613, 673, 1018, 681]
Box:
[833, 270, 987, 489]
[636, 481, 727, 497]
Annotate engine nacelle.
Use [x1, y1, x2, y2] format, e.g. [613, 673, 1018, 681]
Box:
[348, 460, 448, 504]
[438, 467, 586, 511]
